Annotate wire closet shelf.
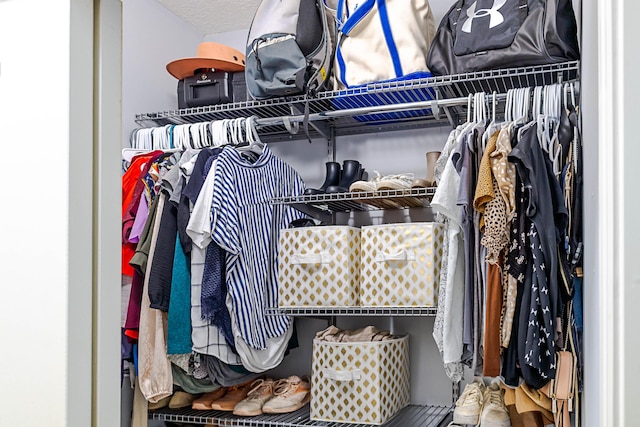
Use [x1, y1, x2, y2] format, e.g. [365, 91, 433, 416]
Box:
[150, 404, 452, 427]
[270, 187, 436, 221]
[143, 61, 580, 427]
[135, 61, 579, 142]
[265, 306, 438, 317]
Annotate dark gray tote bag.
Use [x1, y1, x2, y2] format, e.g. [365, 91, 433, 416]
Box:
[426, 0, 580, 75]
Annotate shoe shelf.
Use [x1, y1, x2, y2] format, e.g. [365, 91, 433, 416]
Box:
[149, 403, 452, 427]
[135, 61, 579, 143]
[270, 187, 436, 222]
[265, 306, 438, 317]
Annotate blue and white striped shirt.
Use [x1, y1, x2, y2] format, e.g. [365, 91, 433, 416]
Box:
[211, 146, 304, 350]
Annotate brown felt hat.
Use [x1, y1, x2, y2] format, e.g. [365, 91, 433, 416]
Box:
[166, 42, 245, 80]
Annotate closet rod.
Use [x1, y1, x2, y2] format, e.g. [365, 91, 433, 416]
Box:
[254, 93, 508, 128]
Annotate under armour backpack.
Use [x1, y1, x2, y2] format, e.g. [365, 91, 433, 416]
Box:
[245, 0, 333, 100]
[426, 0, 580, 75]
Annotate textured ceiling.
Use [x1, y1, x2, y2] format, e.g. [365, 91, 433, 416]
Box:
[156, 0, 261, 35]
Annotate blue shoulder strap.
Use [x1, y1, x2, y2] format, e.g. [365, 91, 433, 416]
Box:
[376, 0, 402, 78]
[337, 0, 376, 35]
[336, 0, 403, 86]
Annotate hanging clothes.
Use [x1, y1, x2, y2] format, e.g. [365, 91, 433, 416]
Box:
[122, 150, 164, 280]
[166, 236, 192, 355]
[184, 149, 242, 366]
[165, 149, 201, 355]
[211, 145, 305, 351]
[432, 126, 467, 383]
[201, 154, 233, 343]
[451, 123, 478, 357]
[136, 193, 173, 403]
[509, 123, 568, 388]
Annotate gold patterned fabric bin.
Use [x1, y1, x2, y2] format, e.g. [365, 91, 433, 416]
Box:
[278, 226, 361, 307]
[360, 222, 444, 307]
[310, 335, 410, 425]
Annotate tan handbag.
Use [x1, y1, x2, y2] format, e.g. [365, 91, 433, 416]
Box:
[551, 350, 576, 426]
[550, 298, 578, 427]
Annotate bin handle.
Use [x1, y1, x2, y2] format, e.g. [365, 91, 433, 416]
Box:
[324, 368, 362, 381]
[375, 250, 415, 262]
[292, 252, 332, 265]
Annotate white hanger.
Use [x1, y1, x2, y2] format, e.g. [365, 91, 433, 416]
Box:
[536, 86, 547, 153]
[514, 87, 530, 124]
[172, 124, 187, 149]
[197, 122, 209, 148]
[233, 117, 245, 145]
[208, 120, 219, 147]
[209, 119, 229, 147]
[513, 88, 521, 122]
[550, 84, 564, 175]
[474, 92, 485, 124]
[172, 125, 183, 150]
[235, 116, 264, 160]
[483, 91, 502, 149]
[190, 123, 202, 149]
[507, 89, 513, 122]
[122, 125, 180, 163]
[516, 87, 536, 142]
[247, 115, 265, 152]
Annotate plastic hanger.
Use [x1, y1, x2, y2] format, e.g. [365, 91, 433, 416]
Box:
[234, 117, 264, 163]
[190, 123, 203, 149]
[483, 91, 502, 149]
[467, 92, 485, 153]
[247, 116, 265, 155]
[122, 125, 180, 162]
[549, 84, 565, 175]
[505, 89, 512, 123]
[514, 87, 530, 125]
[534, 85, 547, 152]
[209, 119, 229, 147]
[248, 116, 265, 150]
[541, 85, 561, 160]
[197, 122, 209, 148]
[173, 124, 189, 149]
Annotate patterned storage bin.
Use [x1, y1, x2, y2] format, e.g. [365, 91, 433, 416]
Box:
[360, 222, 444, 307]
[278, 226, 361, 307]
[311, 334, 410, 425]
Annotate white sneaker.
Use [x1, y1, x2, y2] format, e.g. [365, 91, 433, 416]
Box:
[375, 173, 415, 191]
[349, 170, 383, 192]
[480, 379, 511, 427]
[453, 377, 485, 425]
[261, 375, 311, 414]
[232, 378, 275, 416]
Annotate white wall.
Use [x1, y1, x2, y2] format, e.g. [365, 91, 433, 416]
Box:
[619, 1, 640, 422]
[585, 0, 640, 425]
[0, 1, 93, 426]
[122, 0, 203, 146]
[95, 1, 125, 426]
[581, 0, 599, 424]
[204, 28, 248, 53]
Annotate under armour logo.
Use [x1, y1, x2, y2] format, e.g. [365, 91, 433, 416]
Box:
[461, 0, 507, 33]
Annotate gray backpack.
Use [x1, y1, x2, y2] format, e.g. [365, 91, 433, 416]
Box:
[246, 0, 333, 100]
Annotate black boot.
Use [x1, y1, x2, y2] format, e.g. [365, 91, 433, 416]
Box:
[304, 161, 341, 195]
[325, 160, 363, 193]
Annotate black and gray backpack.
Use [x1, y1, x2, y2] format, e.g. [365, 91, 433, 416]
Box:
[245, 0, 333, 100]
